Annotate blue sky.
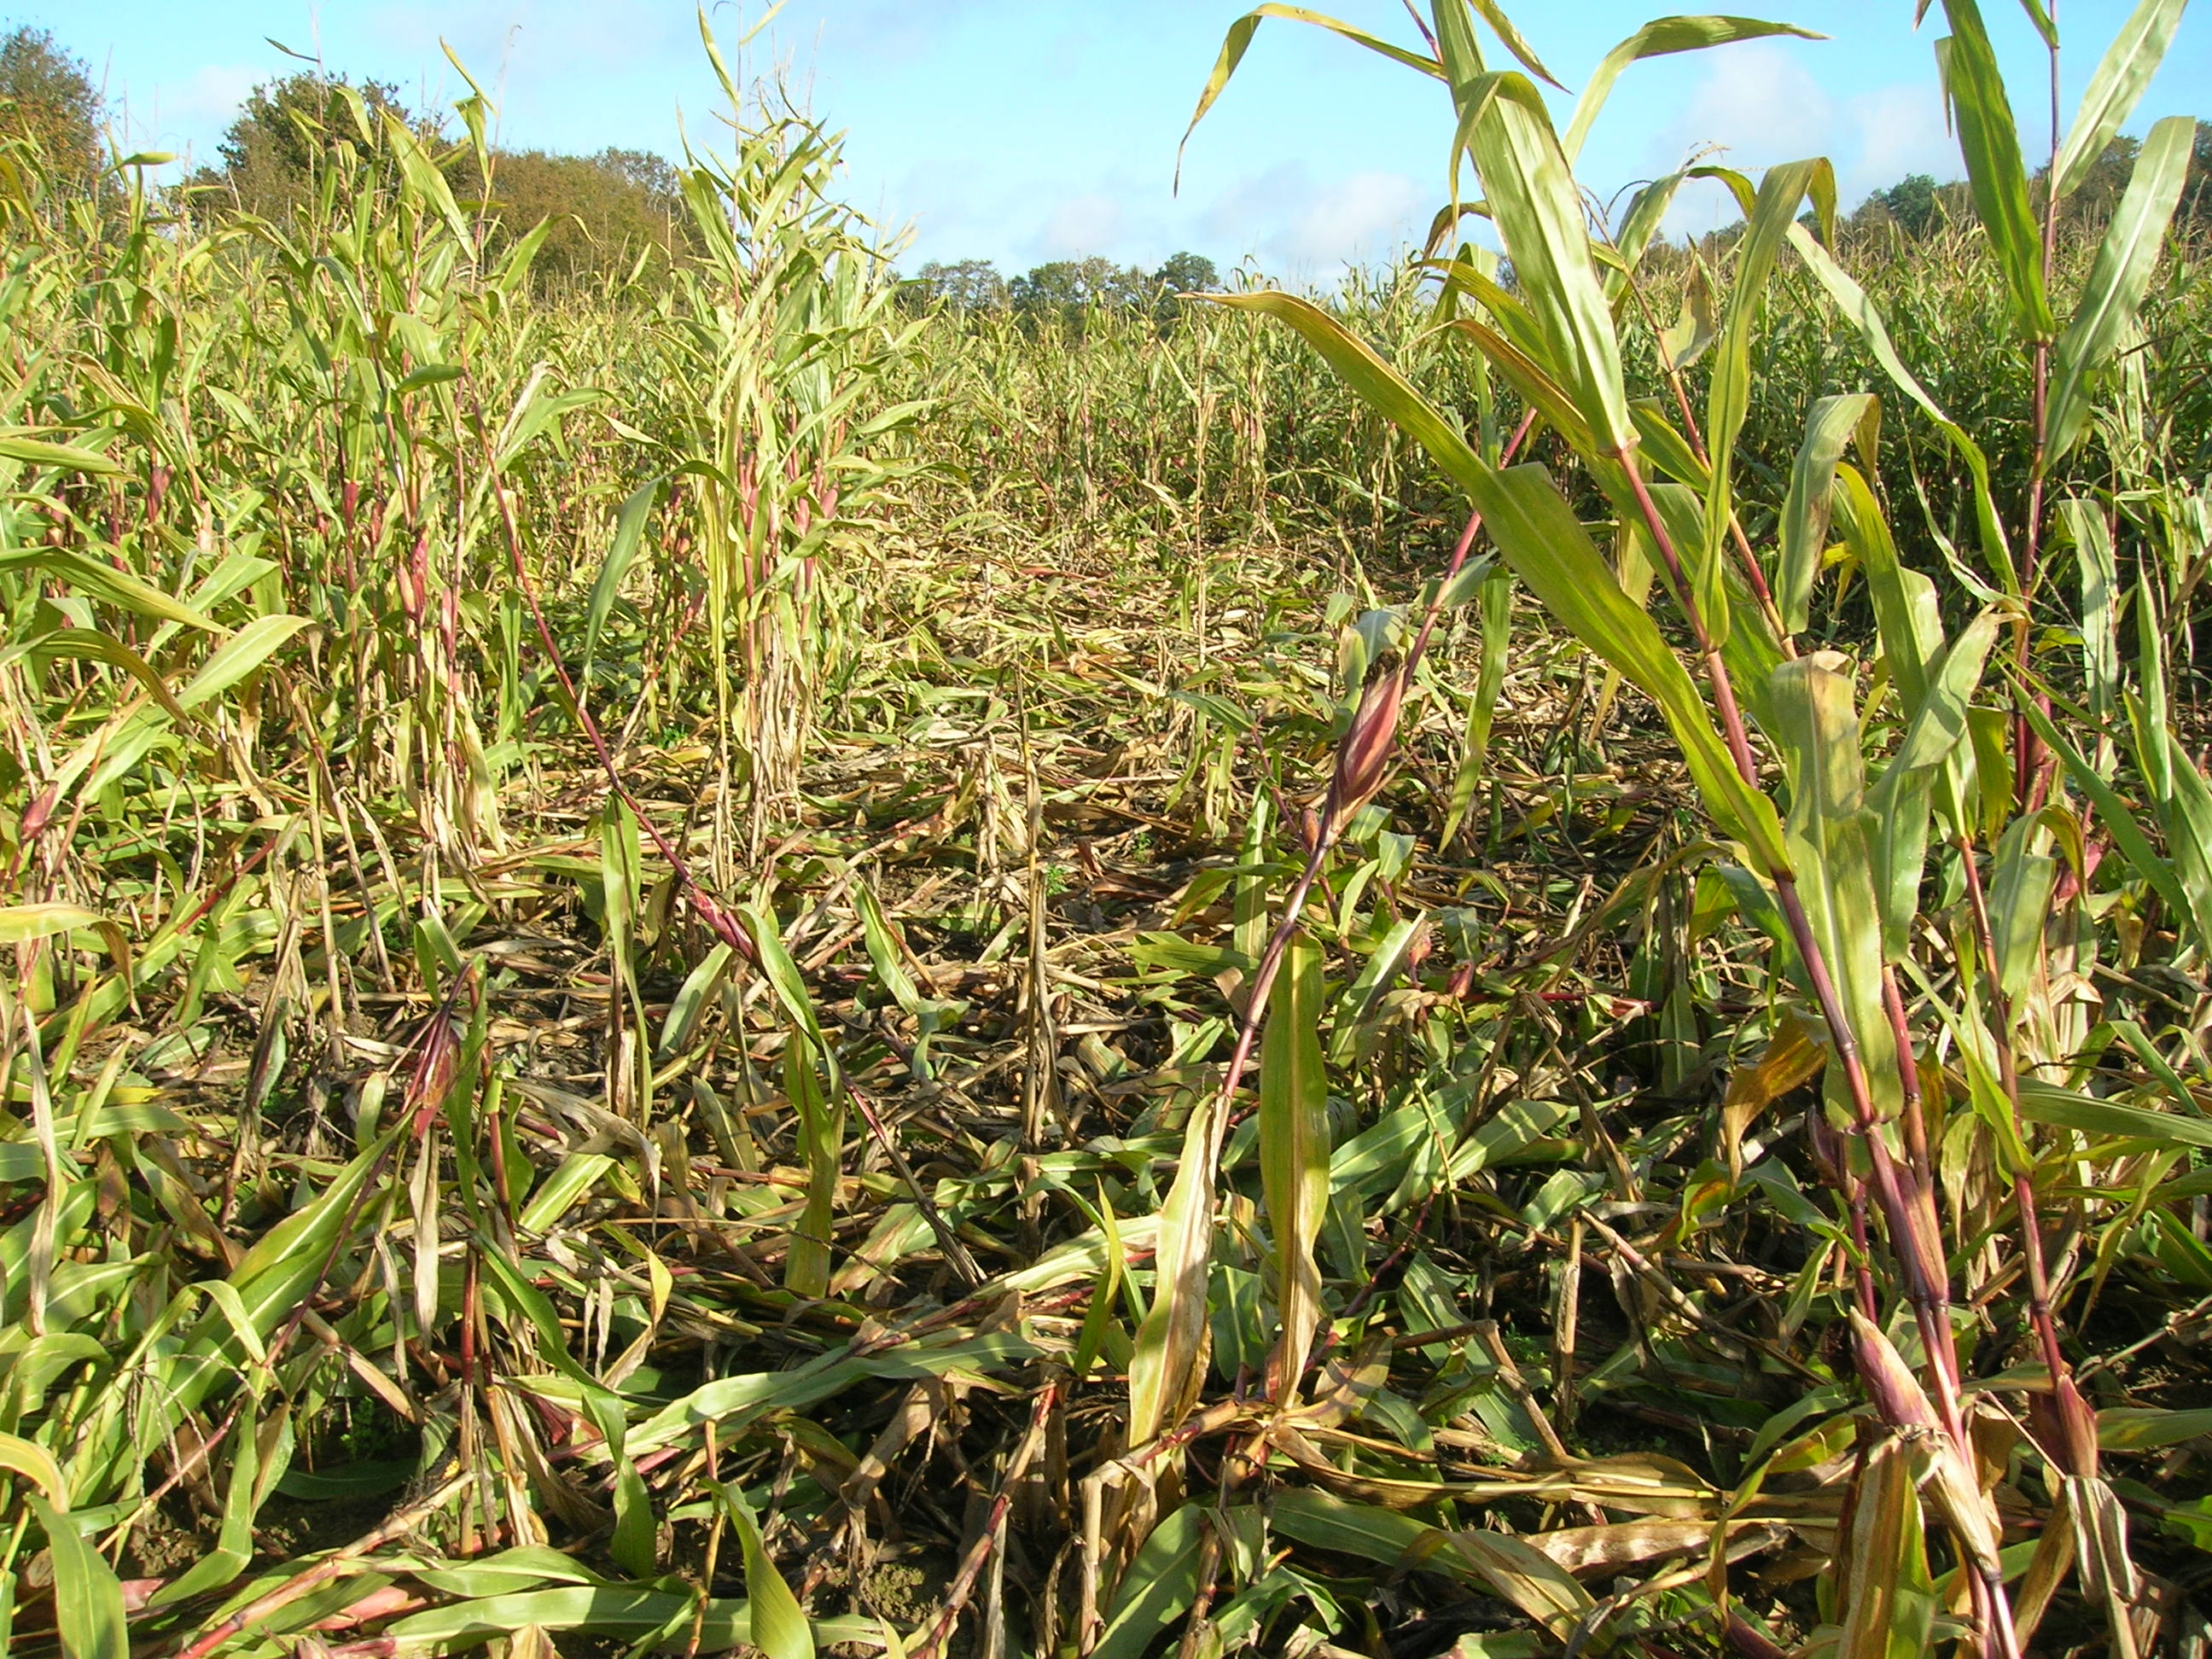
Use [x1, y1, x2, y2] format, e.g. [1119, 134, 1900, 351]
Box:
[21, 1, 2209, 281]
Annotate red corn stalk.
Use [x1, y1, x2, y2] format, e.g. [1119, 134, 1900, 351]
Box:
[1615, 451, 2017, 1658]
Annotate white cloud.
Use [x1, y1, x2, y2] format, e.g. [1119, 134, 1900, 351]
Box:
[1660, 40, 1837, 170]
[1199, 161, 1307, 245]
[1195, 162, 1425, 276]
[1033, 191, 1126, 258]
[1842, 80, 1956, 201]
[367, 0, 689, 79]
[786, 0, 1016, 67]
[101, 63, 258, 171]
[1267, 168, 1424, 269]
[1650, 41, 1835, 236]
[1648, 42, 1962, 235]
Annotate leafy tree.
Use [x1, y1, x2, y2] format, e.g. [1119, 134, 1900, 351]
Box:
[1151, 251, 1220, 294]
[593, 147, 684, 202]
[1010, 256, 1152, 332]
[195, 72, 434, 217]
[1872, 173, 1944, 238]
[2036, 121, 2212, 231]
[457, 146, 691, 289]
[2186, 119, 2212, 226]
[900, 258, 1009, 313]
[1840, 172, 1971, 242]
[1150, 250, 1222, 324]
[896, 250, 1221, 326]
[2053, 134, 2141, 228]
[0, 26, 102, 199]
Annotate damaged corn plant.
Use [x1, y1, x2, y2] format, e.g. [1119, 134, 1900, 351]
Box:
[3, 3, 2212, 1658]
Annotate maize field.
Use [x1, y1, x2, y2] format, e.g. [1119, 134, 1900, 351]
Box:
[3, 3, 2212, 1656]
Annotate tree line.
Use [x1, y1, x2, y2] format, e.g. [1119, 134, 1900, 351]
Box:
[0, 26, 692, 290]
[1847, 124, 2212, 241]
[7, 20, 2209, 299]
[896, 253, 1225, 329]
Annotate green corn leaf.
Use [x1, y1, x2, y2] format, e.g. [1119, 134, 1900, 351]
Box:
[2015, 688, 2199, 947]
[16, 627, 192, 724]
[1988, 814, 2057, 1002]
[1272, 1486, 1429, 1562]
[1462, 0, 1564, 87]
[1453, 72, 1636, 454]
[1833, 465, 1947, 712]
[496, 381, 602, 474]
[584, 478, 661, 678]
[1640, 473, 1786, 736]
[1271, 1489, 1593, 1635]
[382, 112, 474, 247]
[1835, 1437, 1936, 1659]
[520, 1153, 619, 1232]
[659, 943, 738, 1059]
[0, 432, 126, 476]
[1442, 314, 1597, 451]
[1785, 223, 2016, 592]
[218, 1125, 399, 1359]
[2098, 1407, 2212, 1449]
[1126, 1090, 1220, 1446]
[1656, 259, 1719, 371]
[599, 795, 649, 1111]
[2157, 723, 2212, 968]
[408, 1547, 602, 1598]
[1608, 171, 1696, 303]
[1868, 612, 2000, 952]
[148, 1402, 261, 1605]
[783, 1035, 841, 1300]
[1429, 0, 1490, 91]
[1441, 564, 1511, 844]
[742, 901, 832, 1057]
[1498, 468, 1788, 870]
[29, 1497, 128, 1659]
[1562, 15, 1824, 162]
[1093, 1505, 1208, 1659]
[2133, 578, 2173, 800]
[0, 905, 106, 946]
[853, 883, 920, 1014]
[630, 1331, 1039, 1453]
[1445, 1530, 1596, 1639]
[1068, 1183, 1126, 1384]
[2061, 498, 2122, 719]
[1179, 6, 1441, 183]
[1260, 931, 1330, 1399]
[1630, 400, 1711, 489]
[173, 615, 313, 712]
[1778, 394, 1876, 636]
[727, 1486, 813, 1659]
[2046, 115, 2192, 465]
[2104, 1017, 2206, 1119]
[2016, 1080, 2212, 1150]
[0, 547, 225, 632]
[0, 1434, 67, 1505]
[2051, 0, 2188, 200]
[1703, 158, 1828, 644]
[2013, 0, 2059, 49]
[1206, 287, 1786, 871]
[384, 1586, 875, 1650]
[492, 214, 557, 297]
[1430, 253, 1550, 363]
[1768, 652, 1901, 1119]
[1935, 0, 2054, 341]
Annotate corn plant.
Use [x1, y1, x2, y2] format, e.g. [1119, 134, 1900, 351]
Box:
[1145, 1, 2206, 1654]
[4, 4, 2212, 1657]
